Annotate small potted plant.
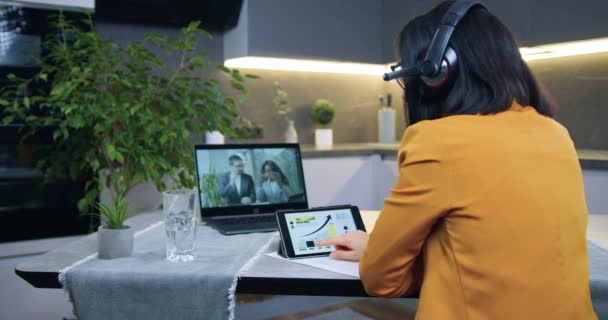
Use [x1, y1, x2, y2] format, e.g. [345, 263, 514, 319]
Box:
[273, 81, 298, 143]
[95, 197, 133, 259]
[310, 99, 336, 147]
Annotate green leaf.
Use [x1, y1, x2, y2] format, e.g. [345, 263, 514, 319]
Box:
[231, 69, 243, 81]
[61, 126, 69, 140]
[115, 152, 125, 164]
[216, 64, 230, 73]
[2, 116, 14, 125]
[53, 130, 61, 141]
[24, 96, 31, 108]
[107, 144, 117, 161]
[7, 73, 16, 80]
[230, 81, 246, 93]
[90, 158, 100, 171]
[184, 21, 201, 33]
[78, 198, 89, 213]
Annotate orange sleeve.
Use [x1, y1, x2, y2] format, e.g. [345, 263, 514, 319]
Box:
[359, 122, 451, 298]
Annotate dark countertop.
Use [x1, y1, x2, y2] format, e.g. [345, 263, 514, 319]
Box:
[300, 144, 608, 170]
[577, 149, 608, 170]
[300, 143, 400, 159]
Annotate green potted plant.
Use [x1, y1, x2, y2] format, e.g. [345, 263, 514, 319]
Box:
[95, 197, 133, 259]
[310, 99, 336, 147]
[272, 81, 297, 143]
[0, 13, 257, 214]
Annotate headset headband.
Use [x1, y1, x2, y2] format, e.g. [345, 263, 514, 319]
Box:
[422, 0, 483, 76]
[383, 0, 484, 81]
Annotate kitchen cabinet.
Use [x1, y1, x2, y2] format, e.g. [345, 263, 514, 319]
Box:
[527, 0, 608, 45]
[224, 0, 384, 63]
[225, 0, 608, 64]
[382, 0, 608, 61]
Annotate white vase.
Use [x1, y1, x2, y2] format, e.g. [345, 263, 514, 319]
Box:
[284, 120, 298, 143]
[315, 128, 333, 148]
[98, 225, 134, 259]
[205, 131, 225, 144]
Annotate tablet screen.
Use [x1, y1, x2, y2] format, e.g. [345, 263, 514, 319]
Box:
[284, 208, 358, 256]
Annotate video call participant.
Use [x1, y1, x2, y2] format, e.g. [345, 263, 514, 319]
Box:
[316, 1, 597, 319]
[218, 154, 256, 205]
[256, 160, 291, 203]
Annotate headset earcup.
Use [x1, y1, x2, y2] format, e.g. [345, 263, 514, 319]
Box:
[419, 47, 458, 98]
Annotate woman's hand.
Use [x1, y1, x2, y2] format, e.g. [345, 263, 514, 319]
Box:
[259, 174, 268, 185]
[315, 230, 369, 261]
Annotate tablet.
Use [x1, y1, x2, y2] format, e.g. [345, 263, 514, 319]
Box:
[276, 205, 366, 259]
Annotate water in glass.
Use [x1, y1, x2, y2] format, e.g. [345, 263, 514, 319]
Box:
[164, 190, 196, 262]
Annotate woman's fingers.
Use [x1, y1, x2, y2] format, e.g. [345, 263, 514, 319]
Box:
[315, 235, 350, 248]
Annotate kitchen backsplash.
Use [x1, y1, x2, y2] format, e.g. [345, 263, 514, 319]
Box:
[222, 69, 407, 145]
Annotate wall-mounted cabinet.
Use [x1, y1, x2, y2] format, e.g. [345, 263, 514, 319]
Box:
[527, 0, 608, 45]
[224, 0, 384, 63]
[225, 0, 608, 65]
[382, 0, 608, 62]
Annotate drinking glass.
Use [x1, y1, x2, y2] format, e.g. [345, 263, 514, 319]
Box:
[163, 190, 196, 262]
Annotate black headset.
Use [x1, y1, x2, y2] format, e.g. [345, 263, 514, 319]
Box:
[383, 0, 485, 98]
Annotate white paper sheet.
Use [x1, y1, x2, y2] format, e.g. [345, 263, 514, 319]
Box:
[266, 252, 360, 278]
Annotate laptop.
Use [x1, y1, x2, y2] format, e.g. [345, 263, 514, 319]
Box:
[194, 143, 309, 235]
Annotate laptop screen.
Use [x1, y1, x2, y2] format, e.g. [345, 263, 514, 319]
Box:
[194, 143, 308, 217]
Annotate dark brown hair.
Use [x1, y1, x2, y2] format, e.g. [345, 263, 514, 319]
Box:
[398, 1, 557, 123]
[260, 160, 289, 186]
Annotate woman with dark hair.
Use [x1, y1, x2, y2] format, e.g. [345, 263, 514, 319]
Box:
[256, 160, 291, 203]
[317, 1, 597, 319]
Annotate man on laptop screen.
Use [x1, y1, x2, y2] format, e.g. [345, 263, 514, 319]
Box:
[218, 154, 256, 205]
[194, 144, 308, 234]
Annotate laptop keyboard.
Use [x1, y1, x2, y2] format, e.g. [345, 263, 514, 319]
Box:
[219, 215, 277, 225]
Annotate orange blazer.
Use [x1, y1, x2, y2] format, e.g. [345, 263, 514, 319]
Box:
[359, 102, 597, 319]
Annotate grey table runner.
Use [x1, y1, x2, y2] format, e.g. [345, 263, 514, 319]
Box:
[60, 222, 275, 320]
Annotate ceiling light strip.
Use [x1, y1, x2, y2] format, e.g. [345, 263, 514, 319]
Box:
[224, 56, 387, 75]
[520, 37, 608, 61]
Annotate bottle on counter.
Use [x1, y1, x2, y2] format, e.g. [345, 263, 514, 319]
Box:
[378, 93, 396, 143]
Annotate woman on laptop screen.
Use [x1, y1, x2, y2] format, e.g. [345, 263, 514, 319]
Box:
[256, 160, 291, 203]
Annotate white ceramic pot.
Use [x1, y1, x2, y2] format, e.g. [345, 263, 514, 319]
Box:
[315, 128, 333, 147]
[98, 225, 134, 259]
[204, 131, 225, 144]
